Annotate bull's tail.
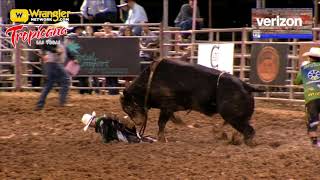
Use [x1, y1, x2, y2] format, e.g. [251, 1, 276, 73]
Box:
[242, 82, 265, 92]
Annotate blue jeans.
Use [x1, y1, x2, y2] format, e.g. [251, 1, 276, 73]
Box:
[37, 63, 69, 108]
[176, 18, 203, 38]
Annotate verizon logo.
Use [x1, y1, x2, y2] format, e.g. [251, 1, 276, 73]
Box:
[256, 16, 303, 27]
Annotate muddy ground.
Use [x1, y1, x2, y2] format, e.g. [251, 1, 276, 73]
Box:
[0, 92, 320, 179]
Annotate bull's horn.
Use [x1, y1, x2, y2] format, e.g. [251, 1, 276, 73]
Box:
[92, 111, 96, 117]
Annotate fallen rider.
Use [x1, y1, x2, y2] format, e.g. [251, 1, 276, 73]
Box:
[81, 112, 157, 143]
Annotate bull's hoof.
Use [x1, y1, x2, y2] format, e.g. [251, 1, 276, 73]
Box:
[230, 132, 242, 145]
[244, 138, 257, 147]
[170, 116, 185, 125]
[158, 136, 168, 143]
[219, 132, 228, 141]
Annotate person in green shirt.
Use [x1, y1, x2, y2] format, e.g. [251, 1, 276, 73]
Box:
[294, 47, 320, 146]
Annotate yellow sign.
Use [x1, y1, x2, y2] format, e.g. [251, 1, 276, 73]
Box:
[10, 9, 29, 23]
[10, 9, 71, 23]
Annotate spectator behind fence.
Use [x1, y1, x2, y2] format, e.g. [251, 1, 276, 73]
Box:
[85, 26, 94, 36]
[80, 0, 117, 24]
[119, 0, 148, 36]
[174, 0, 203, 33]
[121, 26, 133, 36]
[140, 23, 158, 61]
[71, 26, 92, 95]
[94, 22, 118, 38]
[82, 26, 101, 94]
[118, 26, 134, 87]
[92, 22, 119, 95]
[73, 26, 86, 36]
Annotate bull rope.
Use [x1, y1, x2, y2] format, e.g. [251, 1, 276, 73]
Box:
[139, 60, 162, 136]
[217, 71, 226, 87]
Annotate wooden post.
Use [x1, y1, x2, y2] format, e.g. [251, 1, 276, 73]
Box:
[262, 0, 266, 8]
[215, 32, 220, 41]
[0, 17, 2, 63]
[159, 23, 164, 59]
[163, 0, 169, 57]
[290, 39, 298, 99]
[190, 0, 198, 64]
[314, 0, 319, 27]
[209, 31, 214, 42]
[208, 0, 212, 28]
[240, 28, 248, 80]
[256, 0, 266, 8]
[14, 43, 22, 91]
[256, 0, 262, 8]
[163, 0, 169, 28]
[232, 32, 236, 42]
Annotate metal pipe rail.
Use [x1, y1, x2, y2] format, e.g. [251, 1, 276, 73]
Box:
[0, 23, 161, 27]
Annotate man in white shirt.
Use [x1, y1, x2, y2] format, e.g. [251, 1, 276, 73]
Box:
[120, 0, 148, 36]
[80, 0, 117, 24]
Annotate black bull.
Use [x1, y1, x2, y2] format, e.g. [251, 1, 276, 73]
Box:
[120, 59, 263, 145]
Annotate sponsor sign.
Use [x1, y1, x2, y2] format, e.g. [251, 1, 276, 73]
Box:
[10, 9, 70, 23]
[73, 38, 140, 76]
[250, 44, 288, 85]
[252, 8, 313, 39]
[198, 43, 234, 74]
[5, 25, 67, 48]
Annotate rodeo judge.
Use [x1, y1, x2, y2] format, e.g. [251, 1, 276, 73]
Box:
[294, 47, 320, 147]
[81, 112, 156, 143]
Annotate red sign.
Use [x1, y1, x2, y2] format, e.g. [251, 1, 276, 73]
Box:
[5, 25, 67, 48]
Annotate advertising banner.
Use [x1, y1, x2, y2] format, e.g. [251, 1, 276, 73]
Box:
[252, 8, 313, 39]
[250, 44, 288, 85]
[73, 38, 140, 76]
[198, 43, 234, 74]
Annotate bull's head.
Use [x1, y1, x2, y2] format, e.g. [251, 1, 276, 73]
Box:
[120, 90, 147, 127]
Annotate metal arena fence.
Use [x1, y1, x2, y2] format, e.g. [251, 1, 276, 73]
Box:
[1, 22, 320, 102]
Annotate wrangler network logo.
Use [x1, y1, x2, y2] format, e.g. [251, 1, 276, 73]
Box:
[10, 9, 70, 23]
[10, 9, 29, 23]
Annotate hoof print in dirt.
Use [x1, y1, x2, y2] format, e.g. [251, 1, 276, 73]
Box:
[269, 141, 282, 149]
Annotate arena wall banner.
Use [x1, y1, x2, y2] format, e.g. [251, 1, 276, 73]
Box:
[197, 43, 234, 74]
[250, 44, 288, 85]
[252, 8, 313, 39]
[74, 38, 140, 76]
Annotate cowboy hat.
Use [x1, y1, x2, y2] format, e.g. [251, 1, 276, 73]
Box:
[303, 47, 320, 58]
[53, 21, 74, 30]
[81, 111, 96, 131]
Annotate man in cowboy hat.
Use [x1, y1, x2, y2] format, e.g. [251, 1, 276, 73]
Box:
[81, 112, 156, 143]
[294, 47, 320, 147]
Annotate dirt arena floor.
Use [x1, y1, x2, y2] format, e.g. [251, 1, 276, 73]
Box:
[1, 92, 320, 179]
